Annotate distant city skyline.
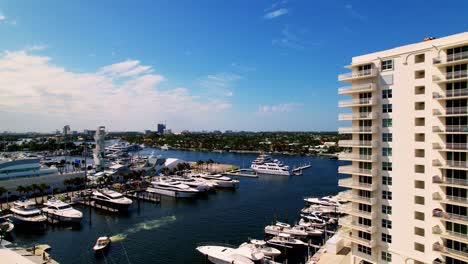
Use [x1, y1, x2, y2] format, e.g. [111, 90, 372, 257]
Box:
[0, 0, 468, 132]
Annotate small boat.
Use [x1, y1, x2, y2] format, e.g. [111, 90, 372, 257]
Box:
[239, 239, 281, 257]
[298, 219, 326, 229]
[91, 189, 132, 211]
[275, 221, 290, 228]
[0, 217, 14, 233]
[265, 223, 308, 238]
[267, 233, 307, 248]
[199, 174, 239, 188]
[304, 195, 348, 207]
[93, 236, 111, 252]
[9, 200, 47, 229]
[42, 198, 83, 223]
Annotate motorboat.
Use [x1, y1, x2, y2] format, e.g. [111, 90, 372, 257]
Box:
[239, 240, 281, 257]
[93, 236, 111, 252]
[304, 195, 348, 207]
[265, 224, 308, 238]
[0, 217, 14, 233]
[275, 222, 290, 228]
[196, 245, 262, 264]
[147, 179, 199, 198]
[169, 176, 214, 192]
[291, 225, 323, 237]
[264, 225, 283, 236]
[251, 154, 291, 176]
[302, 212, 335, 224]
[301, 205, 338, 214]
[301, 213, 329, 225]
[267, 233, 307, 248]
[199, 174, 239, 188]
[91, 189, 132, 211]
[42, 198, 83, 223]
[9, 200, 47, 229]
[298, 219, 326, 229]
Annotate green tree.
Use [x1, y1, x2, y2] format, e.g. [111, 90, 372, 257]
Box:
[0, 187, 7, 210]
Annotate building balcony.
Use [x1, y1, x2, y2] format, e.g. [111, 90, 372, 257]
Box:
[433, 107, 468, 117]
[433, 142, 468, 151]
[344, 193, 377, 205]
[433, 125, 468, 133]
[433, 175, 468, 186]
[339, 203, 377, 219]
[339, 216, 377, 233]
[338, 98, 377, 108]
[434, 51, 468, 66]
[338, 178, 377, 191]
[433, 89, 468, 100]
[433, 242, 468, 261]
[338, 112, 378, 120]
[342, 232, 376, 248]
[338, 69, 377, 82]
[338, 165, 376, 176]
[338, 140, 377, 148]
[433, 159, 468, 169]
[338, 126, 378, 134]
[339, 153, 377, 162]
[433, 70, 468, 83]
[433, 209, 468, 223]
[338, 83, 376, 94]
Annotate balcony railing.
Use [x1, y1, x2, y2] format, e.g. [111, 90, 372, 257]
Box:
[338, 178, 376, 190]
[433, 242, 468, 259]
[434, 107, 468, 116]
[434, 125, 468, 133]
[338, 165, 375, 176]
[446, 230, 468, 240]
[338, 112, 377, 120]
[338, 126, 376, 134]
[342, 232, 376, 247]
[446, 160, 468, 168]
[434, 51, 468, 64]
[338, 98, 376, 107]
[433, 70, 468, 82]
[338, 69, 376, 81]
[339, 153, 377, 161]
[338, 83, 375, 94]
[338, 140, 376, 147]
[339, 204, 377, 218]
[433, 209, 468, 222]
[447, 143, 468, 150]
[446, 195, 468, 204]
[339, 216, 377, 233]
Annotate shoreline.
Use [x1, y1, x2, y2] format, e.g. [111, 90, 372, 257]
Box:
[158, 147, 338, 157]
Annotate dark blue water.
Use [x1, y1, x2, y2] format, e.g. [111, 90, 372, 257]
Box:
[11, 149, 347, 264]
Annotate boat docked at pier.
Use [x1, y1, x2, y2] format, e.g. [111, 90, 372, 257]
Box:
[42, 198, 83, 223]
[264, 222, 308, 238]
[303, 195, 348, 207]
[250, 155, 291, 176]
[266, 233, 307, 248]
[91, 189, 132, 211]
[239, 239, 281, 258]
[196, 244, 277, 264]
[147, 179, 199, 198]
[169, 176, 215, 192]
[0, 217, 14, 233]
[198, 174, 239, 188]
[9, 200, 47, 229]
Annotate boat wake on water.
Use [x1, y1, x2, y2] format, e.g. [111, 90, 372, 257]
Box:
[109, 215, 177, 242]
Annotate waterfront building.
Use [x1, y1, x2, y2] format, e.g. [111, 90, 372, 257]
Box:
[337, 32, 468, 264]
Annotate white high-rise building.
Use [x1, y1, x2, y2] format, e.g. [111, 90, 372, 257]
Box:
[337, 32, 468, 264]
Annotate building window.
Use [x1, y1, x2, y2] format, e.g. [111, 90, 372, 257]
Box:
[382, 233, 392, 243]
[383, 133, 393, 142]
[382, 219, 392, 229]
[383, 104, 392, 113]
[382, 89, 392, 99]
[382, 162, 392, 171]
[382, 147, 392, 156]
[382, 118, 392, 127]
[382, 205, 392, 215]
[382, 176, 392, 186]
[357, 244, 372, 255]
[382, 59, 394, 71]
[383, 190, 392, 200]
[381, 251, 392, 262]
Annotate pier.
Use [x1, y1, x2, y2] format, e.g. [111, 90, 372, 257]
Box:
[292, 163, 312, 172]
[76, 199, 120, 213]
[123, 190, 161, 204]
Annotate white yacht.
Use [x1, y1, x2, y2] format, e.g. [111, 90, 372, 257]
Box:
[199, 174, 239, 188]
[0, 217, 14, 233]
[91, 189, 133, 211]
[196, 245, 264, 264]
[147, 179, 199, 198]
[264, 224, 308, 238]
[9, 200, 47, 229]
[169, 176, 215, 192]
[0, 156, 58, 180]
[304, 195, 348, 207]
[298, 218, 326, 229]
[239, 240, 281, 258]
[42, 198, 83, 223]
[266, 233, 307, 248]
[250, 155, 291, 176]
[105, 142, 141, 153]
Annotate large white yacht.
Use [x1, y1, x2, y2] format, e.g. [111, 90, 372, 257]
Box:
[169, 176, 215, 192]
[91, 189, 133, 211]
[9, 200, 47, 229]
[42, 198, 83, 223]
[0, 156, 58, 180]
[196, 245, 270, 264]
[147, 179, 199, 198]
[250, 155, 291, 176]
[266, 233, 307, 248]
[239, 240, 281, 258]
[105, 142, 141, 153]
[303, 195, 348, 207]
[198, 174, 239, 188]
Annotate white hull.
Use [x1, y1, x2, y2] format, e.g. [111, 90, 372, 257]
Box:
[147, 187, 198, 198]
[42, 211, 82, 223]
[251, 167, 291, 176]
[214, 180, 239, 188]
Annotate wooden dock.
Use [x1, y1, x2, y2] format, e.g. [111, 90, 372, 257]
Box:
[124, 190, 161, 204]
[223, 169, 258, 178]
[76, 199, 120, 213]
[292, 163, 312, 172]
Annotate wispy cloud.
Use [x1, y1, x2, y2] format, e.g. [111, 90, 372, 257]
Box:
[258, 102, 303, 114]
[345, 4, 366, 21]
[231, 62, 256, 72]
[0, 50, 231, 131]
[0, 14, 6, 21]
[26, 45, 47, 51]
[264, 8, 289, 19]
[272, 26, 319, 50]
[199, 72, 242, 97]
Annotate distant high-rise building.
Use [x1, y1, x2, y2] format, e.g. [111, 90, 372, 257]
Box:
[144, 130, 152, 135]
[336, 32, 468, 264]
[157, 123, 166, 135]
[93, 126, 106, 172]
[163, 129, 172, 135]
[63, 125, 70, 136]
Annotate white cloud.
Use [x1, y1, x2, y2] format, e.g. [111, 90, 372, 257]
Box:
[199, 72, 242, 97]
[258, 102, 303, 113]
[0, 15, 6, 21]
[272, 26, 319, 50]
[263, 8, 289, 19]
[26, 45, 47, 51]
[0, 50, 231, 131]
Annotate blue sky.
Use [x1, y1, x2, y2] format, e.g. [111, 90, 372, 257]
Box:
[0, 0, 467, 132]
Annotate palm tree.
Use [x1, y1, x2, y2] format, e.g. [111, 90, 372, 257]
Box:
[0, 187, 7, 210]
[16, 185, 25, 198]
[38, 184, 50, 204]
[24, 185, 32, 198]
[30, 184, 39, 204]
